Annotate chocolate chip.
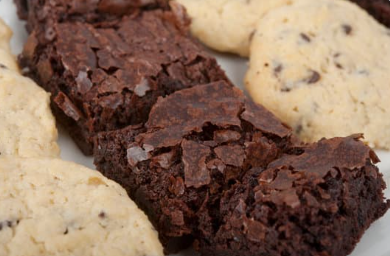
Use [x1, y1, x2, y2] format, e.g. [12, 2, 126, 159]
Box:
[0, 220, 19, 230]
[99, 211, 106, 219]
[0, 63, 8, 69]
[335, 63, 343, 69]
[64, 228, 68, 235]
[300, 33, 311, 42]
[273, 64, 283, 77]
[306, 70, 321, 84]
[342, 24, 353, 35]
[281, 87, 291, 92]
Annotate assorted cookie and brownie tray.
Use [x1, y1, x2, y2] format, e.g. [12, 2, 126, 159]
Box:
[9, 0, 390, 255]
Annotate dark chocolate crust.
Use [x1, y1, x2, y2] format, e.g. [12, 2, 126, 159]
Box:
[349, 0, 390, 27]
[94, 81, 292, 253]
[19, 4, 229, 154]
[197, 135, 390, 256]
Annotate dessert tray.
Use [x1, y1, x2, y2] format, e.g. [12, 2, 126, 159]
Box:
[1, 1, 389, 255]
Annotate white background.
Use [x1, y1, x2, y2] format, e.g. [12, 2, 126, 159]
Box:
[0, 0, 389, 255]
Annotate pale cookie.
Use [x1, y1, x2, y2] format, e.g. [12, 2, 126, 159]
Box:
[0, 67, 60, 157]
[0, 157, 164, 256]
[245, 0, 390, 149]
[175, 0, 294, 56]
[0, 18, 19, 72]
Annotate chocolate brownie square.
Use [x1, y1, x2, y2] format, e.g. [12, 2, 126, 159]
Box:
[197, 135, 390, 256]
[19, 3, 229, 154]
[349, 0, 390, 27]
[94, 81, 292, 253]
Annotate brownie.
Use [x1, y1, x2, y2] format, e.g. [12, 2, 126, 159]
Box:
[19, 3, 229, 154]
[349, 0, 390, 27]
[197, 135, 390, 256]
[94, 81, 293, 253]
[14, 0, 169, 31]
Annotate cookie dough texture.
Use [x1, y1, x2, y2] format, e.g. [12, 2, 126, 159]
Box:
[245, 0, 390, 149]
[175, 0, 293, 56]
[0, 18, 19, 72]
[0, 157, 164, 256]
[0, 67, 60, 157]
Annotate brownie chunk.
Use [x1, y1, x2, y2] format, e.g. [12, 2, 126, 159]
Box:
[19, 4, 229, 154]
[349, 0, 390, 27]
[94, 81, 292, 253]
[197, 135, 390, 256]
